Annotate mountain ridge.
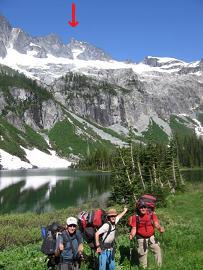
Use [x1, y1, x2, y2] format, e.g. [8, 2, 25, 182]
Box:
[0, 15, 202, 169]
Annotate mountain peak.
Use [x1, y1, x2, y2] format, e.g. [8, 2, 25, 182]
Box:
[37, 33, 63, 45]
[0, 15, 12, 58]
[67, 38, 111, 61]
[0, 15, 11, 27]
[143, 56, 186, 67]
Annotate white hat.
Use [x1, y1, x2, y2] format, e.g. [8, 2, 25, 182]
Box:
[66, 217, 78, 226]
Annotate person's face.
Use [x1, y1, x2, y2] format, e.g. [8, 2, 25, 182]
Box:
[139, 206, 147, 214]
[108, 215, 117, 223]
[67, 224, 77, 234]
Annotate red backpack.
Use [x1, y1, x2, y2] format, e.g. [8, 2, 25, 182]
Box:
[129, 194, 156, 227]
[136, 194, 156, 211]
[78, 209, 107, 249]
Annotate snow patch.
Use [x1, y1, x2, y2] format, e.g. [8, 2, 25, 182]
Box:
[72, 48, 85, 59]
[22, 147, 71, 168]
[27, 50, 38, 57]
[193, 118, 203, 137]
[0, 47, 190, 84]
[0, 147, 71, 170]
[147, 56, 185, 64]
[30, 42, 41, 48]
[0, 149, 32, 170]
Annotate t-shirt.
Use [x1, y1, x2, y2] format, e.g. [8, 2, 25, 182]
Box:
[97, 216, 120, 244]
[58, 230, 83, 262]
[130, 211, 159, 238]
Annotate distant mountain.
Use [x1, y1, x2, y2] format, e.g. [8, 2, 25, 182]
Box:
[0, 15, 202, 169]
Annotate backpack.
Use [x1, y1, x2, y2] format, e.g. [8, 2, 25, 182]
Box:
[78, 209, 108, 249]
[136, 194, 156, 211]
[60, 230, 81, 261]
[41, 222, 62, 256]
[128, 194, 157, 227]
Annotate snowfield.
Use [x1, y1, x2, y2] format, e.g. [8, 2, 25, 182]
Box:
[0, 147, 71, 170]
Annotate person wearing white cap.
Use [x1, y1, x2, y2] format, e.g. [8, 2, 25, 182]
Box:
[57, 216, 84, 270]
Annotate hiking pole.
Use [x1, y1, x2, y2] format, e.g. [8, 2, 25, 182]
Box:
[129, 238, 134, 270]
[161, 233, 164, 264]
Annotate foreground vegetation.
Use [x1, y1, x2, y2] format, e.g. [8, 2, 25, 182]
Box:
[0, 180, 202, 269]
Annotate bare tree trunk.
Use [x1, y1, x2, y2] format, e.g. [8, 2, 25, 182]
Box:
[119, 149, 137, 202]
[149, 169, 153, 190]
[158, 177, 164, 188]
[152, 164, 157, 184]
[137, 161, 146, 190]
[179, 172, 185, 185]
[167, 178, 172, 189]
[172, 159, 177, 186]
[130, 142, 136, 179]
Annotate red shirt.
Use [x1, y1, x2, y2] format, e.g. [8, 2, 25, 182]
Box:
[130, 211, 159, 238]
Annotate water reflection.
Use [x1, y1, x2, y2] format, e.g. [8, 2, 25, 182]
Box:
[0, 169, 111, 214]
[181, 169, 203, 182]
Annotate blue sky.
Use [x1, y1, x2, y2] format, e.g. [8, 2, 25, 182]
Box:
[0, 0, 202, 62]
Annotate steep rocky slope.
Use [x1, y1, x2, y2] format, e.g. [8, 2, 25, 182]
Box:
[0, 15, 202, 168]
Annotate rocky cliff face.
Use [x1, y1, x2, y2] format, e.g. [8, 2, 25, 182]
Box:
[52, 68, 202, 134]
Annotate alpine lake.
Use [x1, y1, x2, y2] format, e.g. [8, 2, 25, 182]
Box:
[0, 168, 202, 214]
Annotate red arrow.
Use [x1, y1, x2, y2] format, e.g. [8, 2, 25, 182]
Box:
[68, 3, 79, 27]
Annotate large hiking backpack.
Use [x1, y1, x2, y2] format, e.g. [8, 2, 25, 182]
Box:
[78, 209, 107, 249]
[136, 194, 156, 211]
[128, 194, 157, 227]
[41, 222, 62, 255]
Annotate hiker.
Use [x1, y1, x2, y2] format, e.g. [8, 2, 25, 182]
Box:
[95, 207, 128, 270]
[41, 222, 64, 270]
[129, 201, 164, 269]
[57, 217, 84, 270]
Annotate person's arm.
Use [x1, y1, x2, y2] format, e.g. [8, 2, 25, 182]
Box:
[95, 230, 102, 253]
[55, 233, 63, 256]
[129, 226, 136, 240]
[58, 234, 64, 251]
[78, 243, 84, 253]
[116, 207, 128, 220]
[95, 223, 109, 253]
[153, 213, 165, 233]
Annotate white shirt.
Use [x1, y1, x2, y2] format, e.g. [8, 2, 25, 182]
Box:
[97, 217, 120, 244]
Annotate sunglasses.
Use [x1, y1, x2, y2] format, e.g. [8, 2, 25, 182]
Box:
[68, 224, 77, 228]
[139, 206, 147, 209]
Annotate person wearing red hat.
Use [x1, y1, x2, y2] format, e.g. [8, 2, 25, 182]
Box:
[95, 207, 128, 270]
[129, 202, 164, 269]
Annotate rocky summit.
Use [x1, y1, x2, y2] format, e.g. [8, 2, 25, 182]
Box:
[0, 15, 202, 168]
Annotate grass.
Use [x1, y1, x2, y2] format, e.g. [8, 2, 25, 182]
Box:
[48, 114, 117, 158]
[142, 119, 169, 143]
[170, 115, 194, 137]
[0, 116, 50, 160]
[0, 180, 203, 269]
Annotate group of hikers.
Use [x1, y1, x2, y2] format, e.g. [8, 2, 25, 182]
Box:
[41, 194, 164, 270]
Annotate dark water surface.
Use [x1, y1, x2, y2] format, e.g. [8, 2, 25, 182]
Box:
[181, 169, 203, 182]
[0, 168, 202, 214]
[0, 169, 111, 214]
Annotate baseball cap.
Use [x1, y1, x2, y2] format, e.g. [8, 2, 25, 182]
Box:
[66, 217, 78, 226]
